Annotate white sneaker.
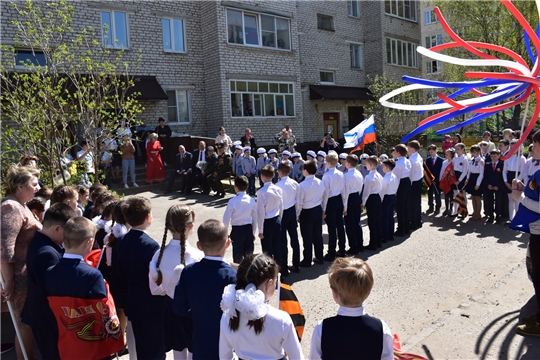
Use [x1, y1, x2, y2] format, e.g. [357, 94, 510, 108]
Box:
[124, 184, 129, 189]
[133, 183, 139, 187]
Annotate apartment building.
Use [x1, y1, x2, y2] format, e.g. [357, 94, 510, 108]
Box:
[2, 0, 422, 144]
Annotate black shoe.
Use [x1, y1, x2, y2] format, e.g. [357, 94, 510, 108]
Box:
[346, 248, 359, 255]
[202, 191, 210, 195]
[117, 347, 129, 357]
[313, 258, 325, 265]
[449, 213, 458, 218]
[358, 246, 365, 252]
[394, 231, 406, 237]
[299, 260, 312, 267]
[434, 208, 441, 215]
[410, 225, 419, 231]
[336, 250, 347, 258]
[485, 217, 494, 224]
[388, 237, 394, 241]
[425, 207, 434, 214]
[219, 192, 225, 198]
[288, 265, 300, 273]
[280, 269, 290, 277]
[366, 245, 378, 250]
[323, 254, 335, 262]
[381, 239, 388, 243]
[377, 242, 382, 248]
[442, 210, 449, 216]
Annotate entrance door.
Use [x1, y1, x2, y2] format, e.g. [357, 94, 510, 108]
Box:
[323, 112, 339, 137]
[348, 106, 364, 129]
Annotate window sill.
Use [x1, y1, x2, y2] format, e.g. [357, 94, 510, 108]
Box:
[103, 46, 131, 51]
[384, 13, 418, 24]
[317, 28, 335, 32]
[348, 15, 360, 19]
[320, 82, 335, 85]
[163, 50, 187, 54]
[168, 122, 191, 125]
[231, 116, 295, 119]
[350, 67, 363, 71]
[226, 42, 292, 52]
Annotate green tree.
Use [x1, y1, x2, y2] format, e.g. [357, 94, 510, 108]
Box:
[1, 0, 144, 187]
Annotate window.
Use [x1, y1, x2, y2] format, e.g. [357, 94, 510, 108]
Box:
[317, 14, 334, 31]
[167, 90, 190, 123]
[320, 71, 335, 84]
[227, 9, 291, 50]
[426, 60, 441, 74]
[350, 43, 363, 69]
[386, 37, 418, 68]
[424, 10, 437, 24]
[230, 80, 294, 117]
[348, 1, 360, 18]
[385, 0, 417, 21]
[162, 18, 185, 52]
[15, 50, 46, 67]
[101, 10, 128, 49]
[425, 34, 443, 48]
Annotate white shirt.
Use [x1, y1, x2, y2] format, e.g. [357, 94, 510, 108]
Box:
[393, 157, 411, 179]
[342, 168, 364, 212]
[503, 154, 527, 182]
[440, 159, 451, 180]
[77, 149, 95, 173]
[380, 171, 399, 198]
[309, 306, 394, 360]
[452, 154, 469, 182]
[149, 241, 204, 299]
[525, 157, 540, 178]
[276, 177, 298, 210]
[223, 192, 257, 233]
[196, 149, 206, 163]
[467, 156, 485, 187]
[322, 167, 345, 211]
[409, 152, 423, 182]
[296, 175, 324, 218]
[362, 170, 383, 205]
[257, 182, 283, 233]
[117, 127, 132, 138]
[63, 253, 83, 260]
[219, 305, 304, 360]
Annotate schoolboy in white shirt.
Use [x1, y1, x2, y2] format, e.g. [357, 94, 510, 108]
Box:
[342, 154, 364, 254]
[257, 165, 283, 260]
[407, 140, 424, 230]
[322, 153, 347, 261]
[362, 156, 383, 250]
[223, 176, 257, 263]
[379, 159, 399, 242]
[393, 144, 412, 236]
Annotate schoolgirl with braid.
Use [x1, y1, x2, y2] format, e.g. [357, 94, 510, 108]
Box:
[219, 253, 304, 360]
[149, 204, 204, 359]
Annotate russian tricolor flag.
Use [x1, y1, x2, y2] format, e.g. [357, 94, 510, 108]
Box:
[344, 115, 377, 153]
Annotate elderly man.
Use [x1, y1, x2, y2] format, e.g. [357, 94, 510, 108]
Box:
[207, 143, 232, 198]
[165, 145, 193, 194]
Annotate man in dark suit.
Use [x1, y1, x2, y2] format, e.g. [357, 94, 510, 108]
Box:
[22, 203, 77, 360]
[200, 146, 218, 195]
[425, 144, 444, 214]
[483, 149, 505, 224]
[207, 143, 232, 198]
[189, 141, 209, 193]
[165, 145, 193, 194]
[174, 219, 236, 360]
[113, 196, 166, 359]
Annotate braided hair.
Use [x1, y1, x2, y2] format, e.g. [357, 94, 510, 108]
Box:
[107, 200, 127, 249]
[155, 204, 195, 286]
[229, 253, 279, 334]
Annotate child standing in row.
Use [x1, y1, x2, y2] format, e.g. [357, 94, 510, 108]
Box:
[315, 151, 326, 179]
[363, 156, 383, 250]
[257, 165, 283, 260]
[174, 220, 236, 359]
[219, 254, 304, 360]
[223, 176, 257, 263]
[393, 144, 411, 236]
[256, 147, 268, 188]
[149, 204, 204, 359]
[380, 159, 399, 242]
[466, 145, 485, 221]
[291, 153, 305, 182]
[322, 153, 347, 260]
[241, 147, 257, 196]
[452, 143, 469, 217]
[233, 144, 244, 176]
[342, 154, 364, 254]
[267, 149, 279, 183]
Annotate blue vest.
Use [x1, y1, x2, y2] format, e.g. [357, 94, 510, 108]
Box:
[510, 169, 540, 233]
[321, 314, 383, 359]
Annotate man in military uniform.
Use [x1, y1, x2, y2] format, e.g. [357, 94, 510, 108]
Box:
[207, 143, 232, 198]
[199, 146, 217, 195]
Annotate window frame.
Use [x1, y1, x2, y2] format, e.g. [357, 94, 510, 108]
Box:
[230, 80, 295, 118]
[348, 1, 360, 18]
[14, 49, 46, 68]
[425, 34, 443, 48]
[426, 60, 441, 74]
[101, 9, 130, 49]
[350, 43, 363, 70]
[384, 0, 417, 22]
[166, 89, 191, 125]
[162, 17, 187, 53]
[317, 13, 335, 31]
[226, 8, 291, 51]
[386, 37, 418, 68]
[319, 70, 335, 85]
[424, 10, 438, 25]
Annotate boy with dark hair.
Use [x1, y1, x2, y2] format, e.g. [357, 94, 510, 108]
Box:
[322, 153, 347, 261]
[45, 217, 124, 359]
[22, 203, 77, 359]
[309, 258, 393, 359]
[223, 176, 257, 263]
[296, 160, 325, 267]
[407, 140, 424, 230]
[257, 164, 283, 259]
[393, 144, 411, 236]
[363, 156, 383, 250]
[380, 159, 399, 242]
[113, 196, 166, 359]
[83, 183, 106, 219]
[75, 185, 89, 216]
[343, 154, 364, 254]
[483, 150, 505, 224]
[276, 161, 300, 275]
[426, 144, 443, 214]
[174, 219, 236, 359]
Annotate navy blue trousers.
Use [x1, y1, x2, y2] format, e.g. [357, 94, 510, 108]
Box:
[344, 192, 363, 252]
[396, 178, 411, 234]
[247, 174, 256, 195]
[280, 206, 300, 268]
[428, 182, 441, 210]
[409, 179, 423, 228]
[366, 194, 382, 247]
[131, 318, 166, 360]
[231, 224, 254, 263]
[381, 194, 396, 241]
[262, 216, 281, 260]
[326, 195, 346, 256]
[299, 206, 324, 262]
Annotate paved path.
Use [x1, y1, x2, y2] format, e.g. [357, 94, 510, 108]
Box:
[3, 190, 539, 359]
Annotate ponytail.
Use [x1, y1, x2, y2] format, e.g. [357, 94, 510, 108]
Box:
[155, 226, 168, 286]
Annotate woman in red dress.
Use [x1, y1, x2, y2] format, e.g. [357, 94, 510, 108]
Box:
[146, 133, 166, 183]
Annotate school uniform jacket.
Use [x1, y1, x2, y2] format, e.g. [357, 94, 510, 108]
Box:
[483, 160, 505, 189]
[45, 256, 107, 299]
[173, 258, 236, 360]
[426, 155, 444, 183]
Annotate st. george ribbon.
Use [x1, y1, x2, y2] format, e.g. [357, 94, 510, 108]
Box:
[379, 0, 540, 161]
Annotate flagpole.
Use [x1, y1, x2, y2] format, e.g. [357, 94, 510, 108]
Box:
[0, 272, 29, 360]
